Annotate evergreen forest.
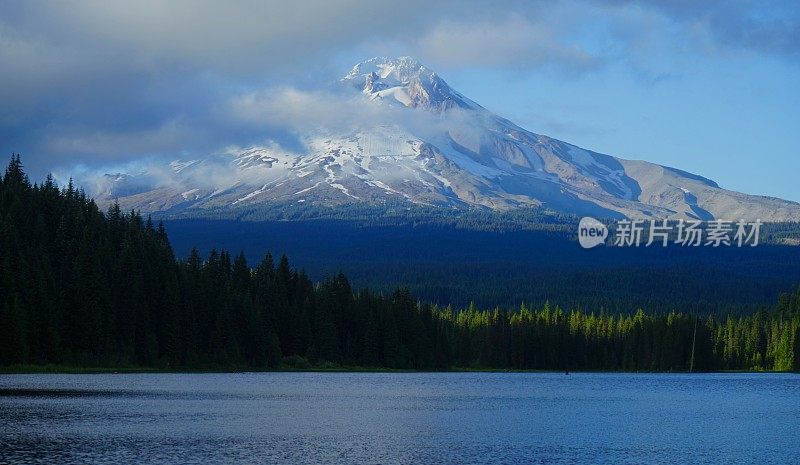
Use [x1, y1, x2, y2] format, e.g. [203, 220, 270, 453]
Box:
[2, 155, 799, 371]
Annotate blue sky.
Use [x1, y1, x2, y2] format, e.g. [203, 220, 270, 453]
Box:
[1, 0, 799, 200]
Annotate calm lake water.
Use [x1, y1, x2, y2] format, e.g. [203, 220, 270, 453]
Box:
[0, 372, 798, 464]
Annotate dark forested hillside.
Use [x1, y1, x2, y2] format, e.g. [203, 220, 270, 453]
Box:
[1, 155, 799, 371]
[162, 219, 800, 314]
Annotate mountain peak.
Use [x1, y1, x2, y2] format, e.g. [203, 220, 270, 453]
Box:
[343, 56, 478, 112]
[344, 56, 433, 82]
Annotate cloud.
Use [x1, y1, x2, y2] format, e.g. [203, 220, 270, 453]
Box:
[0, 0, 455, 85]
[39, 120, 199, 159]
[227, 84, 490, 144]
[1, 0, 798, 180]
[416, 14, 602, 73]
[0, 0, 461, 175]
[63, 81, 495, 196]
[228, 87, 387, 133]
[614, 0, 800, 59]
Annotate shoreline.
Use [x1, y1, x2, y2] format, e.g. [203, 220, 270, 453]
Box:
[1, 364, 795, 375]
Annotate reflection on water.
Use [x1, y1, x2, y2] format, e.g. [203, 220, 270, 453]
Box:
[1, 372, 799, 464]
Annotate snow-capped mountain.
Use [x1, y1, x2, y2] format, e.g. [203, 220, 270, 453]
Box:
[95, 57, 800, 221]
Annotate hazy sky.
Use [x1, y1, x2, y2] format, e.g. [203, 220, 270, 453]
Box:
[1, 0, 799, 200]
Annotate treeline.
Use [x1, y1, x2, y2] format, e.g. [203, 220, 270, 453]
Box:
[162, 196, 578, 233]
[1, 155, 799, 371]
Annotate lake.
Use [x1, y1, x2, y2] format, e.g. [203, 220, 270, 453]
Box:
[1, 372, 798, 464]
